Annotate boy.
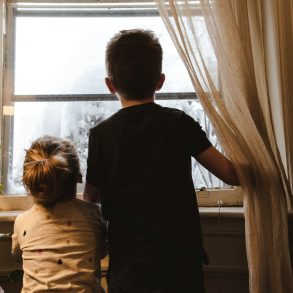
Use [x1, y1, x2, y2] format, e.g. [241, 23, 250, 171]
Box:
[84, 29, 239, 293]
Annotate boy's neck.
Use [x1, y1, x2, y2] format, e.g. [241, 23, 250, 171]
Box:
[120, 96, 155, 108]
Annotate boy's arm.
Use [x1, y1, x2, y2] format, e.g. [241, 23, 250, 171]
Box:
[83, 182, 101, 204]
[195, 146, 240, 186]
[11, 219, 23, 263]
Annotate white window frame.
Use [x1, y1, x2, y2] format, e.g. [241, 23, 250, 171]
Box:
[0, 0, 243, 206]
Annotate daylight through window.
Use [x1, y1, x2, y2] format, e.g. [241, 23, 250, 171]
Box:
[2, 1, 224, 194]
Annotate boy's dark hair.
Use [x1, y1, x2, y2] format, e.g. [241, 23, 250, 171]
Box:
[106, 29, 163, 100]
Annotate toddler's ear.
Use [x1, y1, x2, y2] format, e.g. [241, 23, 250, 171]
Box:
[105, 77, 117, 94]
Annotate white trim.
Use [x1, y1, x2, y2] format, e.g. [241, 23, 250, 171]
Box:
[8, 0, 157, 5]
[11, 3, 158, 9]
[8, 0, 201, 10]
[0, 192, 243, 217]
[8, 0, 199, 3]
[0, 206, 246, 222]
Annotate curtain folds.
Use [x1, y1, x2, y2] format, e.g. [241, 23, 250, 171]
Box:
[273, 0, 293, 198]
[155, 0, 293, 292]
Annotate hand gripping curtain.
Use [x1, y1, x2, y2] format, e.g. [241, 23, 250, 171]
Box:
[155, 0, 293, 292]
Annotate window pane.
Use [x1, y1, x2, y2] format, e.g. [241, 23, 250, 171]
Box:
[6, 100, 224, 194]
[5, 8, 223, 195]
[15, 15, 196, 95]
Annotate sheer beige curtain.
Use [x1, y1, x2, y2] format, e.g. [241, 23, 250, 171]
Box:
[155, 0, 293, 292]
[267, 0, 293, 200]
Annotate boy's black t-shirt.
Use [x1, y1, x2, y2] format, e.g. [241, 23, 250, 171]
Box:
[86, 102, 211, 254]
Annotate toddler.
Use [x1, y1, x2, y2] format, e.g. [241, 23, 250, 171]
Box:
[12, 135, 106, 292]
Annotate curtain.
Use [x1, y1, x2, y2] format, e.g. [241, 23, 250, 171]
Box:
[155, 0, 293, 292]
[271, 0, 293, 200]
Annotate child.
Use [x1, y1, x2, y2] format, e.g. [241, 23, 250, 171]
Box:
[84, 29, 239, 292]
[12, 135, 107, 293]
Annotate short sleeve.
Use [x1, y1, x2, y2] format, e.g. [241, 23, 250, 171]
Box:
[181, 112, 212, 157]
[85, 128, 101, 186]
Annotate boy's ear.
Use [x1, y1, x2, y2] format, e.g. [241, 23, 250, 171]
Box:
[105, 77, 117, 94]
[156, 73, 165, 91]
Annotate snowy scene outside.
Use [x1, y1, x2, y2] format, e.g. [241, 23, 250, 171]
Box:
[6, 12, 222, 194]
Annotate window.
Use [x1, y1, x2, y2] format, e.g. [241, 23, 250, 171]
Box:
[2, 1, 227, 195]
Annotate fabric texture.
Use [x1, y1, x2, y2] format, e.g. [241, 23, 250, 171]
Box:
[268, 0, 293, 197]
[12, 198, 106, 293]
[155, 1, 293, 292]
[86, 102, 211, 291]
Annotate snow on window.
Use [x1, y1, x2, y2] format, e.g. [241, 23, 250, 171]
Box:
[8, 100, 224, 194]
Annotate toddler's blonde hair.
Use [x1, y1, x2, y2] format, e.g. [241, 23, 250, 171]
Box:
[22, 135, 81, 206]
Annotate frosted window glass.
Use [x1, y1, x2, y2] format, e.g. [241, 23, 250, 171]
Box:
[5, 11, 222, 194]
[15, 16, 195, 95]
[6, 100, 224, 194]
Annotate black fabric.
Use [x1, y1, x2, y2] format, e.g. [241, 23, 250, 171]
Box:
[86, 102, 211, 292]
[107, 239, 205, 293]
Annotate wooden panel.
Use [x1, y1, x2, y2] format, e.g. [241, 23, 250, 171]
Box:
[201, 213, 249, 293]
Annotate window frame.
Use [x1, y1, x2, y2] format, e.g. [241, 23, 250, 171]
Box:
[1, 0, 242, 206]
[4, 1, 200, 102]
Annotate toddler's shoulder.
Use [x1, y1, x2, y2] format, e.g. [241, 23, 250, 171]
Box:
[14, 204, 38, 227]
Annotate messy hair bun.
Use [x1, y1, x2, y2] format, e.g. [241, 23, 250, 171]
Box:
[22, 136, 81, 206]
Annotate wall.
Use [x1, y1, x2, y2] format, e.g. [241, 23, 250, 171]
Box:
[201, 208, 248, 293]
